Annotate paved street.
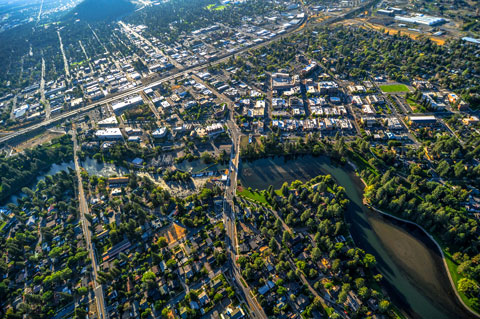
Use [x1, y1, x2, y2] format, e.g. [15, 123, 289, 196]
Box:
[72, 125, 108, 319]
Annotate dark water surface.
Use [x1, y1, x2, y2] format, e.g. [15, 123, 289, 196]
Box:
[6, 158, 128, 205]
[240, 155, 475, 319]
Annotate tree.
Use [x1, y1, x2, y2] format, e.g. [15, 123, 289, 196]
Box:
[269, 238, 278, 253]
[358, 286, 370, 299]
[282, 230, 292, 244]
[458, 278, 479, 297]
[281, 182, 289, 196]
[378, 300, 390, 312]
[363, 254, 377, 268]
[158, 236, 168, 248]
[311, 247, 322, 261]
[337, 290, 347, 303]
[437, 160, 450, 177]
[201, 152, 214, 164]
[454, 161, 465, 178]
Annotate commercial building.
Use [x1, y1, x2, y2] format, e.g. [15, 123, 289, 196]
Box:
[111, 95, 143, 115]
[95, 128, 123, 140]
[98, 116, 119, 127]
[152, 127, 167, 139]
[407, 115, 437, 126]
[394, 14, 446, 26]
[271, 73, 295, 90]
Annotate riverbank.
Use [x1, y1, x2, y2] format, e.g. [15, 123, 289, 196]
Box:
[348, 166, 480, 318]
[355, 170, 480, 318]
[368, 204, 480, 318]
[239, 155, 477, 318]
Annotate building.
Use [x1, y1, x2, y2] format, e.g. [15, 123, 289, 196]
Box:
[221, 307, 245, 319]
[205, 123, 225, 136]
[98, 116, 119, 127]
[301, 61, 318, 76]
[95, 128, 123, 140]
[394, 14, 446, 26]
[111, 95, 143, 115]
[152, 127, 167, 139]
[377, 9, 394, 16]
[447, 93, 459, 104]
[462, 116, 479, 126]
[408, 115, 437, 126]
[13, 104, 29, 119]
[361, 117, 378, 127]
[108, 177, 129, 187]
[271, 73, 295, 90]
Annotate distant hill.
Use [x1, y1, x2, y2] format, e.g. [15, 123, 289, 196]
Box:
[63, 0, 135, 23]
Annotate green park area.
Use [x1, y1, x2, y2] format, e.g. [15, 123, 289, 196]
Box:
[380, 84, 410, 93]
[206, 4, 227, 10]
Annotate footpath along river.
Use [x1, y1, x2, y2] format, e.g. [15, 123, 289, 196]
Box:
[239, 155, 475, 319]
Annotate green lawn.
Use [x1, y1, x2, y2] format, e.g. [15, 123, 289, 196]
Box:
[440, 241, 480, 315]
[206, 4, 227, 10]
[380, 84, 410, 93]
[406, 98, 427, 113]
[237, 188, 268, 204]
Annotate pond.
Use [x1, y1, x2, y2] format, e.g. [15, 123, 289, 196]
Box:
[240, 155, 475, 319]
[5, 157, 128, 205]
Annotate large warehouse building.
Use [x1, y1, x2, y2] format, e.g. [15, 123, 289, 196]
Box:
[394, 14, 446, 26]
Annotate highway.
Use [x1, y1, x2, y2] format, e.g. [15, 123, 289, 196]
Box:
[72, 126, 108, 319]
[0, 0, 379, 147]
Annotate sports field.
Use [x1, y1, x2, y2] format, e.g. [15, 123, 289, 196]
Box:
[380, 84, 410, 93]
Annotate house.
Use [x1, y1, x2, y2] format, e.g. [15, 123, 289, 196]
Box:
[108, 177, 129, 187]
[258, 280, 275, 295]
[345, 291, 362, 311]
[221, 306, 245, 319]
[198, 290, 210, 306]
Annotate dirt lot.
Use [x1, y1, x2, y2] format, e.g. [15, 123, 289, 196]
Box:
[337, 18, 448, 45]
[13, 131, 66, 153]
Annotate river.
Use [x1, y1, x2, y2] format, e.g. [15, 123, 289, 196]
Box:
[239, 155, 475, 319]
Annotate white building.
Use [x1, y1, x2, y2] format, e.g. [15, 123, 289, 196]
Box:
[111, 95, 143, 115]
[95, 128, 123, 140]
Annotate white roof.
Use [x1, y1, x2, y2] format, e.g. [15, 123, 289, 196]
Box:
[98, 116, 118, 125]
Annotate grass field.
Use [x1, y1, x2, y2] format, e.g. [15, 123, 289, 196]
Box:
[406, 98, 426, 113]
[206, 4, 227, 10]
[380, 84, 410, 93]
[237, 187, 268, 204]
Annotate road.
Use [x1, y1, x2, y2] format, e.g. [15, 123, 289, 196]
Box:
[1, 0, 364, 146]
[221, 97, 268, 318]
[57, 30, 70, 81]
[72, 125, 108, 319]
[119, 21, 183, 70]
[0, 0, 382, 147]
[40, 57, 51, 120]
